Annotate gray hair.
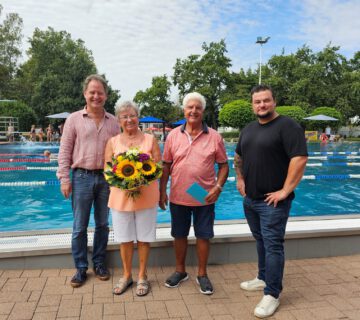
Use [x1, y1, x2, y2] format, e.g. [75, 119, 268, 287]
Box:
[82, 74, 108, 94]
[115, 101, 140, 117]
[182, 92, 206, 110]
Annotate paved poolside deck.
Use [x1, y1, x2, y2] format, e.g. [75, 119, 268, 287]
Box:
[1, 254, 360, 319]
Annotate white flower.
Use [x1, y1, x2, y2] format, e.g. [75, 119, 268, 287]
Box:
[126, 147, 140, 156]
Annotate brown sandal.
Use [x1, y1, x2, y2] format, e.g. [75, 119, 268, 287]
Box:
[113, 277, 133, 295]
[136, 279, 150, 296]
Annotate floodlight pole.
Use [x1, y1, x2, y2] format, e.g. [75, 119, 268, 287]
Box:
[256, 36, 270, 84]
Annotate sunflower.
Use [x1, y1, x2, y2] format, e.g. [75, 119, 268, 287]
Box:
[141, 160, 156, 176]
[115, 159, 139, 179]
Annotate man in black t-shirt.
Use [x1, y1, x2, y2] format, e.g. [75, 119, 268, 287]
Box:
[234, 85, 308, 318]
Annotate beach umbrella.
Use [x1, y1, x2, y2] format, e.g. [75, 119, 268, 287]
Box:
[46, 112, 70, 119]
[139, 116, 165, 123]
[304, 115, 338, 121]
[172, 119, 186, 126]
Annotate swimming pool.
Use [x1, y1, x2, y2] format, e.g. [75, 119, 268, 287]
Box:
[0, 141, 359, 232]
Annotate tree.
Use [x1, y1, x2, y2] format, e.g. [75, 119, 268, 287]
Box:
[0, 100, 36, 131]
[15, 27, 120, 123]
[276, 106, 307, 125]
[218, 99, 255, 130]
[173, 40, 231, 128]
[0, 4, 23, 98]
[134, 75, 181, 123]
[266, 44, 358, 118]
[220, 69, 257, 105]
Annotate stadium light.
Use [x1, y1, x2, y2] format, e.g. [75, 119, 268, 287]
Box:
[256, 36, 270, 84]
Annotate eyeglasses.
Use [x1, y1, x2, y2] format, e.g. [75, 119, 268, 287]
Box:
[119, 115, 138, 120]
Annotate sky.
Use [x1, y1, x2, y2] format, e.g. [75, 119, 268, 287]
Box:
[1, 0, 360, 101]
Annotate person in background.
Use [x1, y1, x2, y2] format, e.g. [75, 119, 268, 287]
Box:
[104, 101, 161, 297]
[325, 125, 331, 138]
[29, 125, 36, 141]
[159, 92, 229, 295]
[38, 127, 44, 142]
[57, 74, 120, 288]
[46, 124, 53, 142]
[234, 84, 308, 318]
[7, 122, 14, 142]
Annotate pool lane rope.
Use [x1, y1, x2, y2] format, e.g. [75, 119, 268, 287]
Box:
[0, 166, 58, 171]
[0, 158, 56, 163]
[227, 156, 360, 161]
[1, 175, 360, 187]
[226, 175, 360, 182]
[308, 152, 360, 156]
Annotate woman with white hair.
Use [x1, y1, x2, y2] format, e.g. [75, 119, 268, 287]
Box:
[104, 101, 161, 297]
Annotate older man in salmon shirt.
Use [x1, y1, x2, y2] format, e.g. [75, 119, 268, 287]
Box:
[159, 92, 229, 295]
[57, 74, 120, 288]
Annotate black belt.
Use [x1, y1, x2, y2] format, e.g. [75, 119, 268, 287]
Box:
[74, 168, 103, 174]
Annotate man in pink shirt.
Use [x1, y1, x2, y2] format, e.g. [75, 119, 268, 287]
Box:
[159, 92, 229, 295]
[57, 74, 119, 288]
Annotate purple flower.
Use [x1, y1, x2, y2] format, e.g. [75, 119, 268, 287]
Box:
[138, 153, 150, 162]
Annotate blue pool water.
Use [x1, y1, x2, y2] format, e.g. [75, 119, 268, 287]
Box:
[0, 141, 360, 232]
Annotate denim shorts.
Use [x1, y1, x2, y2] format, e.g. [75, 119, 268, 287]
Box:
[169, 202, 215, 239]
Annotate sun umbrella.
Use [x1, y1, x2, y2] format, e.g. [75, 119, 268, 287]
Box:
[303, 115, 338, 121]
[172, 119, 186, 126]
[46, 112, 70, 119]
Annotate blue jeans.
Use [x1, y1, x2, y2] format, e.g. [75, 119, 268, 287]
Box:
[243, 196, 292, 298]
[71, 169, 110, 269]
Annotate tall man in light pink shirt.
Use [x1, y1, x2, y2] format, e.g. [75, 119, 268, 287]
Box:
[57, 74, 119, 288]
[159, 92, 229, 295]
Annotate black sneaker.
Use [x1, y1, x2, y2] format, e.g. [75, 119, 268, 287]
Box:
[93, 264, 110, 281]
[165, 271, 189, 288]
[196, 275, 213, 295]
[70, 268, 87, 288]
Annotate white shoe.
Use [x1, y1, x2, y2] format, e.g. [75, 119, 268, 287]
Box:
[254, 295, 280, 318]
[240, 277, 266, 291]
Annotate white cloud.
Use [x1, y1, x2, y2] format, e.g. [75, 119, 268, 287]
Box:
[297, 0, 360, 52]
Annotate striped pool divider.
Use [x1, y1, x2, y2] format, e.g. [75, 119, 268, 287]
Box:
[227, 151, 360, 157]
[1, 175, 360, 187]
[308, 151, 359, 155]
[226, 174, 360, 182]
[307, 155, 360, 160]
[0, 166, 58, 171]
[227, 156, 360, 161]
[0, 153, 55, 157]
[0, 158, 51, 163]
[306, 162, 360, 167]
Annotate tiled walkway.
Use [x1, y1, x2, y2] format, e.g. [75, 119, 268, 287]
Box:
[1, 254, 360, 319]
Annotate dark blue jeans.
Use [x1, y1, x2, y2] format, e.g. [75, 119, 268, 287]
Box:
[243, 196, 292, 298]
[71, 169, 110, 269]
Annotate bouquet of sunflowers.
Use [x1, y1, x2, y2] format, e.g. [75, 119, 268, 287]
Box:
[104, 147, 162, 199]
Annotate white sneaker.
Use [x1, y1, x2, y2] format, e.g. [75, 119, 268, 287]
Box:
[254, 295, 280, 318]
[240, 277, 266, 291]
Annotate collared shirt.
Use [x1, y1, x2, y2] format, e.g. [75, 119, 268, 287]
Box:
[163, 122, 228, 206]
[57, 107, 120, 184]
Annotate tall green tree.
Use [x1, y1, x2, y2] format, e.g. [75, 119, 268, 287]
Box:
[173, 40, 231, 128]
[218, 99, 255, 130]
[15, 27, 120, 123]
[0, 4, 23, 98]
[134, 75, 181, 123]
[266, 44, 358, 119]
[220, 69, 258, 105]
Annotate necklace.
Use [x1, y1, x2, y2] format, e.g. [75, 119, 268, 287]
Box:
[121, 130, 144, 147]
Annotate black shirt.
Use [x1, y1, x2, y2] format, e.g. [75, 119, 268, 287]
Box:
[235, 115, 308, 200]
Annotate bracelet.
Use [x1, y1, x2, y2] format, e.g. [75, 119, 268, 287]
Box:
[215, 183, 223, 192]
